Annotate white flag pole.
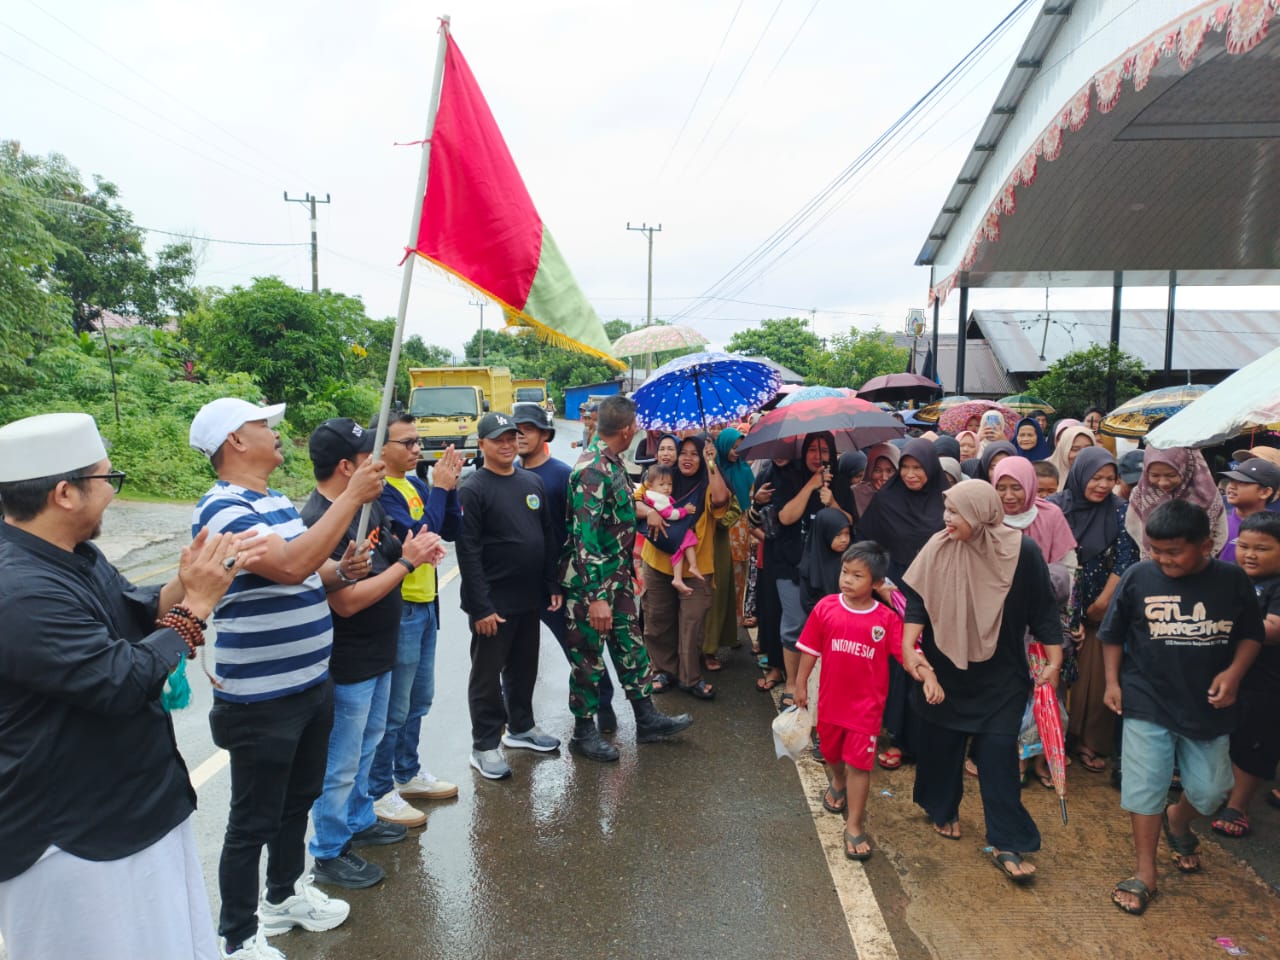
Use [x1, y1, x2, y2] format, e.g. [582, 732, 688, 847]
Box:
[357, 14, 452, 543]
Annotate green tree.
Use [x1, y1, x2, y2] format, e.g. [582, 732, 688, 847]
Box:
[807, 327, 908, 388]
[3, 143, 197, 330]
[726, 317, 822, 378]
[1027, 344, 1147, 417]
[182, 277, 347, 410]
[603, 318, 632, 341]
[0, 143, 71, 395]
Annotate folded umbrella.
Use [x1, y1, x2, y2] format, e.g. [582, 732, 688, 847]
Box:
[1028, 641, 1068, 824]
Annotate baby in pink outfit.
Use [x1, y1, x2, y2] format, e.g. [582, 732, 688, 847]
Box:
[642, 464, 702, 596]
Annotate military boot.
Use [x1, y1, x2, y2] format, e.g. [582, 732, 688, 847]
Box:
[569, 717, 619, 762]
[632, 696, 694, 743]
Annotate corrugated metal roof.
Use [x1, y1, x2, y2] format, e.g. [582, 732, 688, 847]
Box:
[969, 309, 1280, 375]
[893, 334, 1021, 397]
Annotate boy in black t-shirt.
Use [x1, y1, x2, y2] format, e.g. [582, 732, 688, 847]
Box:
[1211, 511, 1280, 838]
[1100, 500, 1263, 915]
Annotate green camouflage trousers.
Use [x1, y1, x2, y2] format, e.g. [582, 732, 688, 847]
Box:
[563, 586, 653, 718]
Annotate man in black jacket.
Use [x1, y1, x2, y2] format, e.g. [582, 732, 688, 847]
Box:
[0, 412, 260, 959]
[457, 412, 563, 780]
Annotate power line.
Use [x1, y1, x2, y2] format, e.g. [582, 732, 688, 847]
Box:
[655, 0, 746, 181]
[21, 0, 313, 184]
[283, 191, 331, 293]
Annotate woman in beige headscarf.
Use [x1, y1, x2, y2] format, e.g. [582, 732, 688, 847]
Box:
[901, 480, 1063, 884]
[1048, 425, 1096, 491]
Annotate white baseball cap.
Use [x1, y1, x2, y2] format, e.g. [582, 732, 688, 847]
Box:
[0, 412, 108, 482]
[189, 398, 286, 458]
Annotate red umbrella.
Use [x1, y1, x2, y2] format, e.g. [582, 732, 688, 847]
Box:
[1028, 641, 1068, 824]
[736, 396, 905, 461]
[937, 399, 1019, 439]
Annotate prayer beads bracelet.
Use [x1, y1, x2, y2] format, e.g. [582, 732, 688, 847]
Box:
[157, 604, 207, 660]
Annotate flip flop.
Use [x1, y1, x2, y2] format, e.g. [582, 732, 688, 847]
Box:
[1210, 808, 1251, 839]
[822, 785, 847, 815]
[932, 820, 961, 841]
[756, 675, 783, 692]
[990, 849, 1035, 885]
[844, 832, 873, 861]
[1161, 810, 1201, 874]
[1112, 877, 1158, 915]
[1075, 748, 1107, 773]
[702, 654, 723, 672]
[877, 747, 903, 770]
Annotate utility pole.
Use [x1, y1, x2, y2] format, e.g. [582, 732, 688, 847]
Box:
[469, 298, 486, 364]
[626, 222, 662, 327]
[283, 191, 331, 293]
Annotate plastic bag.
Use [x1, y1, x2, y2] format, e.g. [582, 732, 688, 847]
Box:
[1017, 693, 1068, 761]
[772, 704, 813, 762]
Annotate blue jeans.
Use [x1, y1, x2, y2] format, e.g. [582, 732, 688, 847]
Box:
[308, 672, 391, 860]
[369, 601, 437, 798]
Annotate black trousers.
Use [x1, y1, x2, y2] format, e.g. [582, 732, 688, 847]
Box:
[755, 564, 784, 671]
[208, 679, 334, 949]
[911, 713, 1041, 853]
[468, 610, 540, 750]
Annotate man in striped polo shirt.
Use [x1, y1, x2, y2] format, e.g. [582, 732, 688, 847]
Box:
[189, 398, 386, 960]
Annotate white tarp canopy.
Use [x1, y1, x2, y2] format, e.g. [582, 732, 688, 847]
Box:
[917, 0, 1280, 304]
[1145, 345, 1280, 448]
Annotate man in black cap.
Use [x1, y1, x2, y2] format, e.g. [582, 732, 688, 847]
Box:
[1117, 449, 1144, 500]
[300, 419, 446, 890]
[458, 411, 563, 780]
[513, 402, 618, 732]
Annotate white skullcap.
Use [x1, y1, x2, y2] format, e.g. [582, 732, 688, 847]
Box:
[0, 412, 109, 482]
[189, 398, 287, 458]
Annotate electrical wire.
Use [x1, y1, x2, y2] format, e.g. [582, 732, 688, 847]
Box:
[667, 0, 1038, 326]
[655, 0, 747, 181]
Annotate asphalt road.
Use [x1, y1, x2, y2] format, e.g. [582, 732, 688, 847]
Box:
[8, 419, 1278, 960]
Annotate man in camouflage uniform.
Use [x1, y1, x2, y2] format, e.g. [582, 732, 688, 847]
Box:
[561, 395, 694, 762]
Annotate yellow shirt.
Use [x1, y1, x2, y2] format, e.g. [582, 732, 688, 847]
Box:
[386, 476, 437, 603]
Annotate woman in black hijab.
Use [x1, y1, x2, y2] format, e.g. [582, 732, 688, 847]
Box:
[831, 450, 867, 523]
[972, 440, 1017, 483]
[798, 507, 852, 612]
[855, 437, 948, 767]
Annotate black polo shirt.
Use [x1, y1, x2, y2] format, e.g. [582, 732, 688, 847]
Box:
[0, 522, 195, 881]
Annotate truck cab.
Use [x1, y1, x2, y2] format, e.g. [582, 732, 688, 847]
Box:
[408, 366, 514, 469]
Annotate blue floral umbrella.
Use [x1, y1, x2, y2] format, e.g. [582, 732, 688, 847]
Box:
[633, 351, 782, 431]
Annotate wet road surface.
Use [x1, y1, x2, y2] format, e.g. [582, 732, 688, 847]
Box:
[33, 422, 1279, 960]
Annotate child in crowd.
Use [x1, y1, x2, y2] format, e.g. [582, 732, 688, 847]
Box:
[1116, 450, 1144, 500]
[793, 541, 941, 862]
[1033, 460, 1058, 500]
[798, 507, 852, 613]
[641, 464, 701, 597]
[1100, 499, 1263, 915]
[1219, 458, 1280, 564]
[1211, 511, 1280, 838]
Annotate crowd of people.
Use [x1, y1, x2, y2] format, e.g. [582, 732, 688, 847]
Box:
[0, 393, 1277, 958]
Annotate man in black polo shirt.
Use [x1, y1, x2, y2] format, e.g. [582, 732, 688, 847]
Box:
[458, 412, 563, 780]
[0, 412, 260, 959]
[300, 419, 445, 889]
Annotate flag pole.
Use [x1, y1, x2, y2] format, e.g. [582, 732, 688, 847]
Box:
[357, 14, 452, 542]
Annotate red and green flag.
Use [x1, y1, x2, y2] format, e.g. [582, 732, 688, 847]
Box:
[413, 32, 623, 369]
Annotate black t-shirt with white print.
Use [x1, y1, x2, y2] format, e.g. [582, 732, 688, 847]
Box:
[1244, 573, 1280, 692]
[1099, 558, 1264, 739]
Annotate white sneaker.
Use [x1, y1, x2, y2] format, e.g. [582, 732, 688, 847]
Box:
[258, 878, 350, 937]
[371, 790, 427, 826]
[221, 930, 285, 959]
[395, 769, 459, 800]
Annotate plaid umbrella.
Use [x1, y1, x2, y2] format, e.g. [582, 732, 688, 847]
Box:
[632, 351, 781, 431]
[914, 395, 973, 424]
[937, 399, 1019, 438]
[1028, 641, 1068, 824]
[736, 396, 905, 461]
[1101, 384, 1212, 439]
[998, 394, 1056, 415]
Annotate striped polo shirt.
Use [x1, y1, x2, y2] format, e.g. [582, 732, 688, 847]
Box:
[192, 482, 332, 703]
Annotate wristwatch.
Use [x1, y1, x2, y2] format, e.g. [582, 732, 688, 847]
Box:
[398, 558, 416, 574]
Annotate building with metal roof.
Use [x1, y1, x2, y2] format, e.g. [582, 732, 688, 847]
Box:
[892, 334, 1020, 397]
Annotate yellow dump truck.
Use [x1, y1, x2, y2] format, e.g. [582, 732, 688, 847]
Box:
[407, 366, 514, 467]
[512, 377, 554, 414]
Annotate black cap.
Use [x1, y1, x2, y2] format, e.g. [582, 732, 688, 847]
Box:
[511, 402, 555, 440]
[1220, 458, 1280, 493]
[477, 411, 518, 440]
[1117, 449, 1144, 485]
[309, 418, 376, 471]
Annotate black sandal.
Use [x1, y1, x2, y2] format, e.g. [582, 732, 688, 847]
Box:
[1112, 877, 1158, 915]
[990, 849, 1035, 885]
[680, 678, 716, 700]
[650, 672, 674, 694]
[1162, 810, 1201, 874]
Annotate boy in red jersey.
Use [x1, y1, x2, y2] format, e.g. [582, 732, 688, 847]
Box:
[795, 541, 942, 860]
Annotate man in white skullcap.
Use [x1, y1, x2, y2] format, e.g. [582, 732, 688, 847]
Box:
[0, 412, 261, 960]
[188, 398, 385, 960]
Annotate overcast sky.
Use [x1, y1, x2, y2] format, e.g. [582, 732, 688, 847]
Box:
[4, 0, 1275, 358]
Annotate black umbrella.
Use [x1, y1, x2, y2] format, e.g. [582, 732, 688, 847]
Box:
[857, 372, 942, 403]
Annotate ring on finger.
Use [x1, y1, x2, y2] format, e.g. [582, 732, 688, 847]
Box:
[222, 555, 238, 570]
